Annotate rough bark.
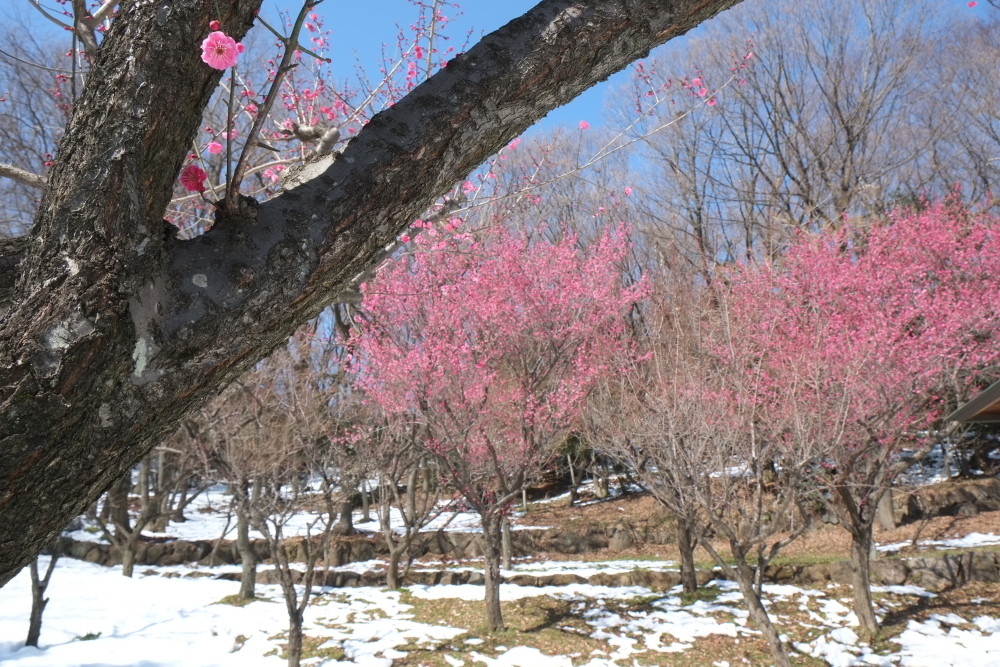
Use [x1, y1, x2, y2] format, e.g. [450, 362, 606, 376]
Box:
[26, 553, 59, 647]
[730, 557, 793, 667]
[481, 514, 505, 632]
[849, 526, 881, 637]
[676, 521, 698, 596]
[0, 0, 742, 585]
[236, 482, 257, 600]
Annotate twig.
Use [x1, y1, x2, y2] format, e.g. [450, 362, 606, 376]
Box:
[0, 163, 46, 190]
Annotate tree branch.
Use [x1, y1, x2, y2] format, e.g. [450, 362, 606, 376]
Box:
[0, 163, 46, 190]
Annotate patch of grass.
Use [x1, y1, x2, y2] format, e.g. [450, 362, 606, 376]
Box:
[679, 586, 723, 606]
[215, 594, 257, 607]
[73, 631, 102, 641]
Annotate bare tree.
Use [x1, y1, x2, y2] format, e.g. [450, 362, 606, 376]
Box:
[25, 549, 59, 648]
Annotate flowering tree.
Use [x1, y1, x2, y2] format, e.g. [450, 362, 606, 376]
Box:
[726, 198, 1000, 636]
[352, 224, 644, 631]
[0, 0, 743, 584]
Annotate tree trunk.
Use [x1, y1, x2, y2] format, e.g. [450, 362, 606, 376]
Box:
[121, 534, 138, 578]
[237, 484, 257, 601]
[875, 488, 895, 531]
[501, 517, 513, 570]
[481, 515, 505, 632]
[730, 557, 792, 667]
[677, 520, 698, 596]
[360, 480, 371, 523]
[387, 547, 402, 590]
[849, 525, 881, 637]
[0, 0, 743, 586]
[26, 554, 58, 648]
[108, 472, 132, 536]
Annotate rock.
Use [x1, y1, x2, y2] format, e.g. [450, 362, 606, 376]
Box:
[69, 541, 93, 560]
[630, 570, 682, 591]
[505, 574, 541, 587]
[799, 564, 830, 584]
[541, 573, 587, 587]
[467, 571, 485, 585]
[872, 559, 908, 586]
[84, 548, 105, 564]
[608, 530, 634, 552]
[963, 552, 1000, 583]
[957, 503, 979, 517]
[828, 560, 855, 584]
[146, 543, 166, 565]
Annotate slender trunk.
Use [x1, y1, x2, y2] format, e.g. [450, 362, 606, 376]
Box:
[501, 517, 513, 571]
[109, 472, 132, 535]
[360, 480, 371, 523]
[875, 489, 895, 531]
[481, 515, 505, 632]
[387, 547, 401, 590]
[849, 525, 880, 637]
[405, 469, 418, 525]
[122, 535, 137, 578]
[521, 488, 528, 512]
[237, 483, 257, 601]
[279, 566, 304, 667]
[26, 554, 58, 647]
[567, 455, 578, 507]
[677, 520, 697, 596]
[730, 555, 792, 667]
[285, 608, 303, 667]
[171, 485, 189, 523]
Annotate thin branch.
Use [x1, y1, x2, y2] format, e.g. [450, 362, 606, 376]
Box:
[0, 163, 46, 190]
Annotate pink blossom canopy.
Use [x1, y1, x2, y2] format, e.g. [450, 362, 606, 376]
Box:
[201, 31, 240, 70]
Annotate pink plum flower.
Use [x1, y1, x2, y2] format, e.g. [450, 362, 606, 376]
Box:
[209, 20, 220, 31]
[400, 234, 410, 243]
[180, 165, 207, 192]
[206, 141, 223, 155]
[624, 186, 633, 196]
[691, 77, 702, 87]
[707, 98, 717, 107]
[969, 1, 977, 6]
[578, 120, 589, 130]
[698, 87, 708, 97]
[201, 31, 240, 70]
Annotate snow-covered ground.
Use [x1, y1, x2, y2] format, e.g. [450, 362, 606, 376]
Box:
[878, 532, 1000, 553]
[65, 485, 550, 545]
[3, 557, 1000, 667]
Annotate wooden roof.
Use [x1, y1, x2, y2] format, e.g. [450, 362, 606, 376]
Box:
[947, 379, 1000, 423]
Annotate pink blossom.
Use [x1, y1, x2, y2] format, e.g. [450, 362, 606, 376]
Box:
[691, 77, 702, 87]
[206, 141, 223, 154]
[201, 31, 240, 70]
[624, 186, 633, 196]
[697, 87, 708, 97]
[400, 234, 410, 243]
[179, 165, 207, 192]
[578, 120, 589, 130]
[508, 137, 521, 150]
[209, 20, 220, 31]
[707, 98, 717, 107]
[969, 1, 977, 6]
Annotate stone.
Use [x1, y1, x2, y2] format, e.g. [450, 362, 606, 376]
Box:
[608, 530, 634, 552]
[69, 541, 92, 560]
[964, 552, 1000, 583]
[798, 564, 830, 584]
[828, 560, 855, 584]
[872, 559, 908, 586]
[84, 548, 104, 564]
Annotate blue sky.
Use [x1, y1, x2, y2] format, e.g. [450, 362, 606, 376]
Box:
[0, 1, 639, 133]
[2, 0, 990, 135]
